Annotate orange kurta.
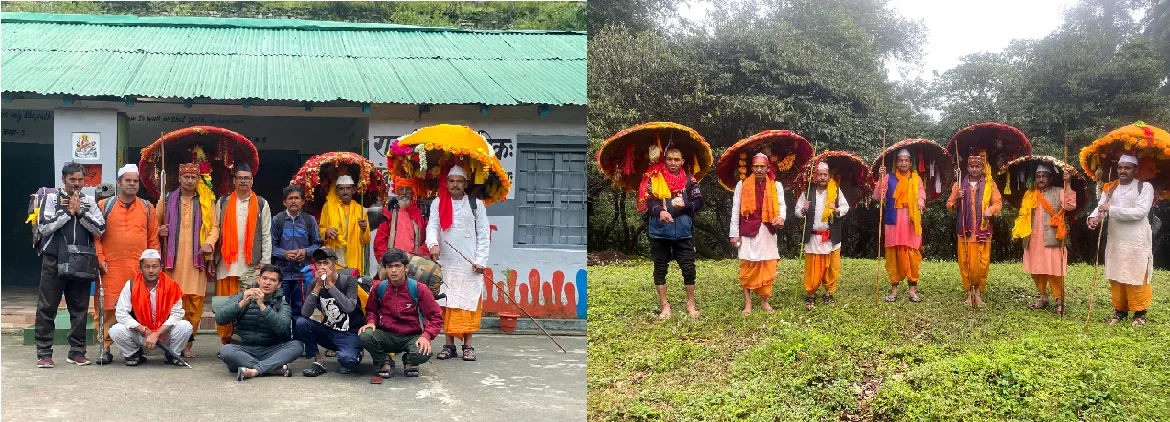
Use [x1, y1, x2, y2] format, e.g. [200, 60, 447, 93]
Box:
[158, 194, 218, 297]
[95, 198, 160, 309]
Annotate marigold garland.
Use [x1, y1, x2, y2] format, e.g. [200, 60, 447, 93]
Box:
[388, 124, 512, 205]
[138, 126, 259, 198]
[1079, 122, 1170, 200]
[716, 130, 813, 191]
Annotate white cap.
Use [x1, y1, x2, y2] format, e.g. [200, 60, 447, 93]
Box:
[816, 161, 829, 171]
[1035, 164, 1052, 174]
[1119, 154, 1138, 165]
[117, 164, 139, 178]
[139, 249, 162, 261]
[448, 164, 467, 179]
[897, 149, 911, 157]
[335, 175, 355, 186]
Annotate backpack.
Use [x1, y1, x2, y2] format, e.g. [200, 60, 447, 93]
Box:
[1136, 182, 1162, 236]
[372, 278, 425, 330]
[101, 197, 153, 221]
[28, 188, 58, 251]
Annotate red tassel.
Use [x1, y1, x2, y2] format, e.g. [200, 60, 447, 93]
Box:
[918, 154, 926, 172]
[439, 161, 454, 231]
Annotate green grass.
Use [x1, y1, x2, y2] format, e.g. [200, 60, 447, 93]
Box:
[587, 258, 1170, 421]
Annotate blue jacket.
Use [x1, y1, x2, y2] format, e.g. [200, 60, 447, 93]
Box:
[647, 176, 703, 240]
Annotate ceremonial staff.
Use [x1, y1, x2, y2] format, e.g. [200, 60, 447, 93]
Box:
[874, 129, 886, 306]
[797, 142, 819, 301]
[443, 240, 567, 354]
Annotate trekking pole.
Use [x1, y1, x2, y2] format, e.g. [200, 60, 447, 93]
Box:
[875, 129, 886, 306]
[798, 144, 818, 302]
[442, 240, 567, 353]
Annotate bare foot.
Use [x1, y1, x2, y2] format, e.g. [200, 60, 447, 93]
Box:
[742, 305, 752, 316]
[964, 296, 974, 308]
[974, 294, 986, 309]
[687, 308, 700, 319]
[657, 305, 672, 320]
[761, 302, 774, 313]
[182, 345, 195, 358]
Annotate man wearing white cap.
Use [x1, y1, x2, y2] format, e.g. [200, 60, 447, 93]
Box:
[874, 149, 926, 302]
[320, 173, 370, 272]
[427, 163, 490, 361]
[795, 160, 850, 310]
[1088, 154, 1155, 327]
[108, 249, 191, 366]
[1012, 163, 1075, 315]
[93, 164, 160, 365]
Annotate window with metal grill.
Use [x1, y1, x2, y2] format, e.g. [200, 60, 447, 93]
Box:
[514, 145, 587, 248]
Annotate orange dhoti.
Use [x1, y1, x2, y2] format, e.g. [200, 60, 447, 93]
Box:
[1032, 275, 1065, 300]
[803, 250, 841, 295]
[885, 246, 921, 285]
[739, 260, 777, 298]
[1110, 280, 1152, 312]
[957, 238, 991, 292]
[443, 301, 483, 341]
[216, 277, 241, 344]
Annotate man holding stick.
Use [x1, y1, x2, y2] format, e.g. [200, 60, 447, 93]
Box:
[947, 149, 1002, 308]
[427, 164, 491, 361]
[794, 161, 849, 310]
[874, 149, 926, 303]
[1088, 155, 1155, 327]
[1014, 164, 1076, 316]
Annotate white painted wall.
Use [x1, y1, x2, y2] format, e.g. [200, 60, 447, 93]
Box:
[52, 108, 119, 192]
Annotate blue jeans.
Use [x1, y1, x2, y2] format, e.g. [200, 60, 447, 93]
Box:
[294, 318, 361, 369]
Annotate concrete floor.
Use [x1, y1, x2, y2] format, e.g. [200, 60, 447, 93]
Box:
[1, 333, 585, 421]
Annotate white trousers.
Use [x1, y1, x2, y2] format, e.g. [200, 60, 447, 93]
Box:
[109, 321, 193, 357]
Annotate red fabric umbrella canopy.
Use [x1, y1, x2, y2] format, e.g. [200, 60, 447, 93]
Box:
[715, 130, 814, 191]
[138, 126, 259, 199]
[595, 122, 713, 192]
[871, 138, 953, 202]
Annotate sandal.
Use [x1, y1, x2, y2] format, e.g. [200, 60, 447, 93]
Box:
[1028, 300, 1049, 310]
[1054, 302, 1066, 317]
[1107, 314, 1126, 325]
[908, 294, 921, 303]
[884, 293, 898, 303]
[124, 350, 147, 366]
[462, 345, 476, 361]
[805, 296, 815, 310]
[376, 362, 393, 378]
[823, 295, 836, 306]
[404, 364, 420, 377]
[1132, 317, 1147, 327]
[436, 345, 457, 360]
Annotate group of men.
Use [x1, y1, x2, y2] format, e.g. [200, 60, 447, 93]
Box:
[34, 159, 495, 381]
[646, 148, 1156, 326]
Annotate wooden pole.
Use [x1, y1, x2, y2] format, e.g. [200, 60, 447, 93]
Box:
[875, 129, 886, 306]
[798, 143, 818, 302]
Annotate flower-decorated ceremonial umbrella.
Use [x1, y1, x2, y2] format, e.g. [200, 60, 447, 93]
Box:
[595, 122, 713, 192]
[1080, 122, 1170, 200]
[996, 155, 1091, 216]
[388, 124, 511, 205]
[794, 150, 877, 206]
[289, 152, 390, 214]
[870, 138, 953, 202]
[716, 130, 814, 191]
[139, 126, 259, 199]
[946, 122, 1033, 175]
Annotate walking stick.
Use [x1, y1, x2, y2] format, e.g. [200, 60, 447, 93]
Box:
[96, 272, 105, 365]
[798, 143, 818, 302]
[1086, 209, 1107, 325]
[442, 240, 567, 353]
[875, 129, 887, 306]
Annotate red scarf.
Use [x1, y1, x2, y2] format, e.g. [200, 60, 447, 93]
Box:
[221, 190, 258, 266]
[130, 272, 184, 331]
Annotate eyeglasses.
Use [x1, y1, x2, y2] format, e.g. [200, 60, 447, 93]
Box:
[235, 176, 253, 181]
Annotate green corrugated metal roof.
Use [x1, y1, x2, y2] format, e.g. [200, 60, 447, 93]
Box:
[0, 13, 586, 105]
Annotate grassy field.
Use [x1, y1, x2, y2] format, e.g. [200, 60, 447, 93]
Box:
[587, 258, 1170, 421]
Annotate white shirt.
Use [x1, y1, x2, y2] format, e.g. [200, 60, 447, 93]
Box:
[794, 187, 850, 254]
[217, 194, 273, 279]
[426, 196, 491, 311]
[114, 280, 185, 330]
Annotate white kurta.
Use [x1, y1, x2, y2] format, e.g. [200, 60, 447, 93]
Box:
[216, 194, 273, 279]
[728, 180, 786, 261]
[1089, 181, 1155, 286]
[110, 281, 191, 358]
[794, 187, 850, 254]
[427, 196, 491, 311]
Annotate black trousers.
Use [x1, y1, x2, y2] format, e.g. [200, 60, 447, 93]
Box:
[35, 254, 91, 358]
[649, 238, 697, 286]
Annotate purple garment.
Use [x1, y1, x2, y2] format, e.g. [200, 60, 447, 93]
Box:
[957, 176, 993, 241]
[163, 189, 205, 270]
